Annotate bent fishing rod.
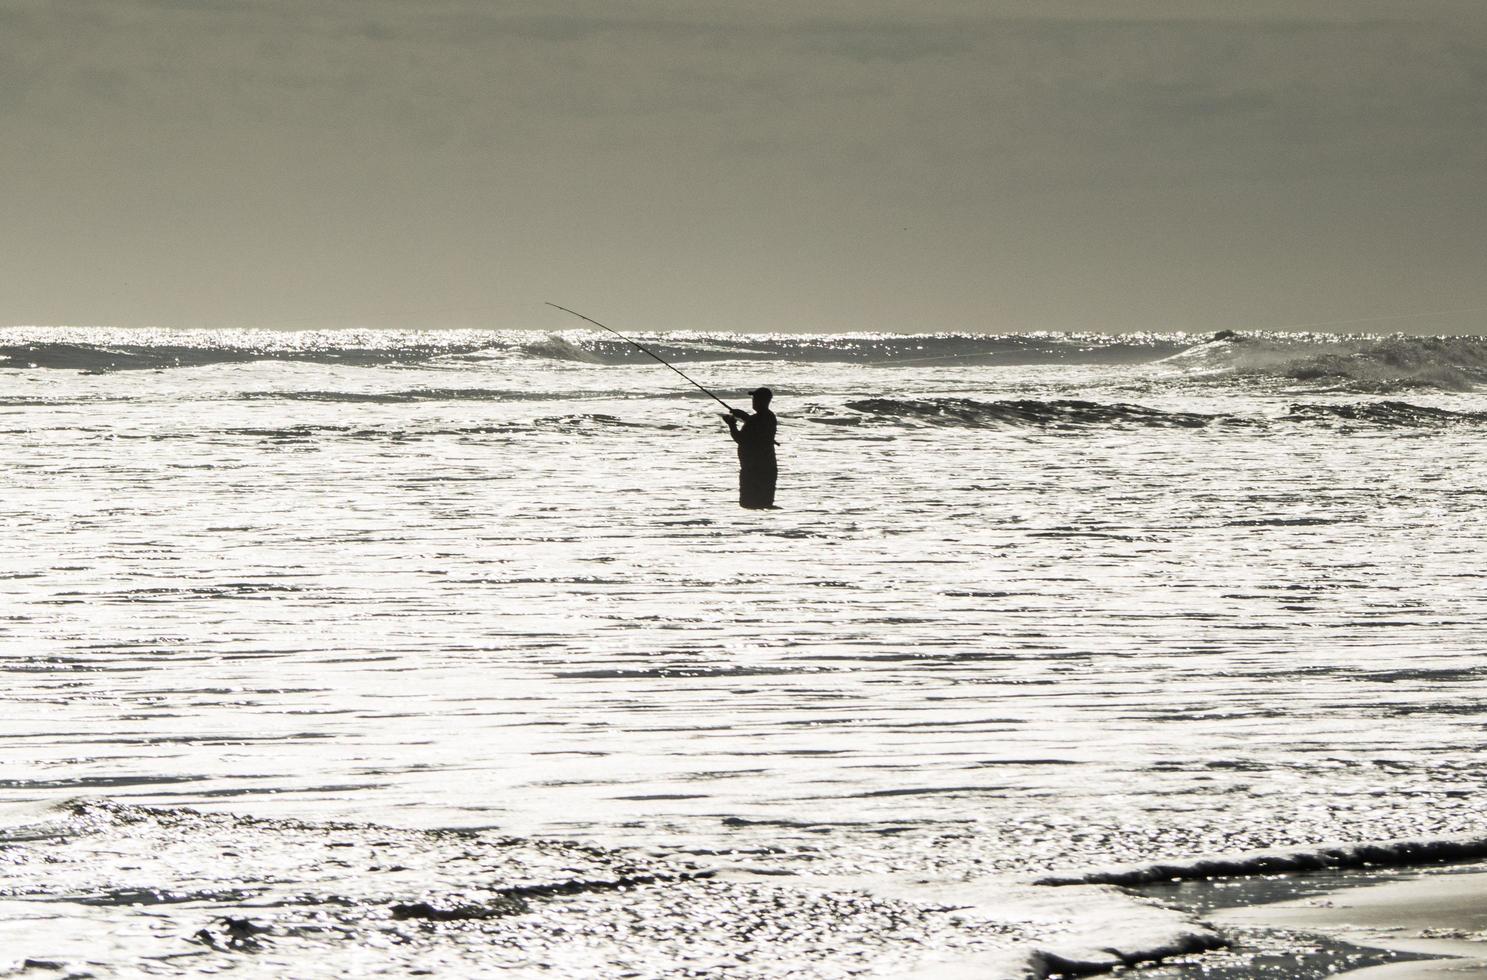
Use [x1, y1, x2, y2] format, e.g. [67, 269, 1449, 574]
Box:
[545, 302, 737, 413]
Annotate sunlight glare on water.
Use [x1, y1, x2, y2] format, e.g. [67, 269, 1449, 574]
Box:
[2, 328, 1486, 974]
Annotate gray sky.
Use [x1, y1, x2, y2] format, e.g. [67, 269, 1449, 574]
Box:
[3, 0, 1486, 333]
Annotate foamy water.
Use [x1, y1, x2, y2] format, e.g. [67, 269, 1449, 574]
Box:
[3, 328, 1486, 976]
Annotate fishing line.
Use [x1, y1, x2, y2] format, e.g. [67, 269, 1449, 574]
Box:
[545, 302, 737, 413]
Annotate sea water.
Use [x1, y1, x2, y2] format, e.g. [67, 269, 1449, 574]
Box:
[2, 327, 1486, 976]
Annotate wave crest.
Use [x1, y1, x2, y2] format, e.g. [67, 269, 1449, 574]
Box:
[836, 398, 1232, 429]
[1164, 333, 1487, 392]
[1282, 400, 1487, 426]
[823, 396, 1487, 431]
[1036, 831, 1487, 887]
[0, 327, 1188, 373]
[524, 332, 1185, 367]
[0, 338, 478, 372]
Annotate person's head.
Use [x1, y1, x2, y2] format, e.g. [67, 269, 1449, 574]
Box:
[751, 387, 773, 411]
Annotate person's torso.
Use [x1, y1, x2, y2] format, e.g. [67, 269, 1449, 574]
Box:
[738, 410, 777, 458]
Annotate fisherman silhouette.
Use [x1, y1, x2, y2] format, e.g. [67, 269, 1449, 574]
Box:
[723, 387, 778, 509]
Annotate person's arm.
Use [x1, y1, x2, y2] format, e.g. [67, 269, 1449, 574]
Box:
[722, 412, 744, 443]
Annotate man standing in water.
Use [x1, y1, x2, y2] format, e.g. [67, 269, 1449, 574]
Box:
[723, 387, 778, 509]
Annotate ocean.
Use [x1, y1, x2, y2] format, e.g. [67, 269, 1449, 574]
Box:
[2, 326, 1486, 976]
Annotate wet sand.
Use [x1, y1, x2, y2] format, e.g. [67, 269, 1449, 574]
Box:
[1345, 961, 1487, 978]
[1213, 870, 1487, 976]
[1131, 864, 1487, 978]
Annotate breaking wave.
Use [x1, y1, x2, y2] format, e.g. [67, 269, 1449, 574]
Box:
[1035, 831, 1487, 888]
[1163, 332, 1487, 392]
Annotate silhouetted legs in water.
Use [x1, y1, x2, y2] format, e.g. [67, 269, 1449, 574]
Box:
[739, 459, 777, 509]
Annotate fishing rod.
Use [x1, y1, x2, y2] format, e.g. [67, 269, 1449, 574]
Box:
[545, 302, 737, 413]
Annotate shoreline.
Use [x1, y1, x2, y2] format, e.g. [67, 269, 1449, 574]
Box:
[11, 801, 1487, 977]
[1130, 862, 1487, 978]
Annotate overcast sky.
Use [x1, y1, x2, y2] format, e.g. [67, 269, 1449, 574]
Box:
[3, 0, 1485, 333]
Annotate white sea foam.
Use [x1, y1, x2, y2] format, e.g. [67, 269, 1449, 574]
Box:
[798, 874, 1222, 979]
[1158, 331, 1487, 391]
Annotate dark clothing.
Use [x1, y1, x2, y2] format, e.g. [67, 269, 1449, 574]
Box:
[729, 409, 777, 509]
[739, 459, 777, 509]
